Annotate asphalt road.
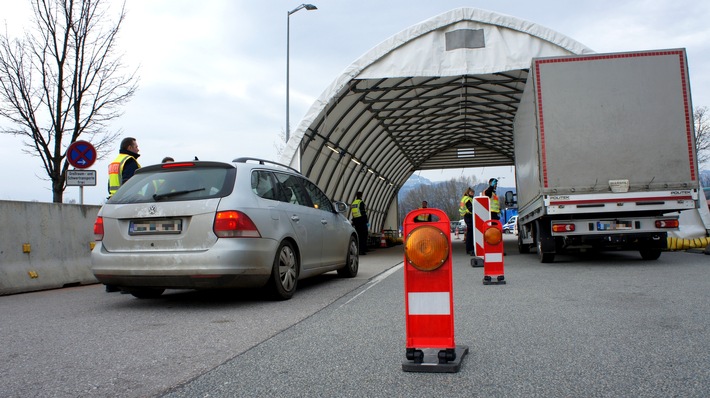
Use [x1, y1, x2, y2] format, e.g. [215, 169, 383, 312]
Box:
[1, 235, 708, 397]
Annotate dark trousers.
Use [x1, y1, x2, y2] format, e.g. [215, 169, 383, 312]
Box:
[464, 214, 474, 254]
[353, 218, 368, 253]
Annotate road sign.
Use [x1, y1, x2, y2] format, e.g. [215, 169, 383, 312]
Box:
[67, 169, 97, 186]
[67, 140, 97, 169]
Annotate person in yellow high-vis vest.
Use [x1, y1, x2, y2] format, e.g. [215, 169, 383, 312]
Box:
[104, 137, 141, 293]
[459, 187, 475, 255]
[351, 191, 369, 255]
[484, 178, 501, 220]
[414, 200, 432, 222]
[107, 137, 141, 197]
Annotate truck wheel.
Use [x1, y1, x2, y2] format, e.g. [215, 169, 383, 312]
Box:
[639, 248, 662, 260]
[518, 232, 531, 254]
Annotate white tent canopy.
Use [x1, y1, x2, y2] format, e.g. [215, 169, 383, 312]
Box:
[281, 7, 594, 232]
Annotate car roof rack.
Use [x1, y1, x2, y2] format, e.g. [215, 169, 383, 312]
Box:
[232, 157, 300, 174]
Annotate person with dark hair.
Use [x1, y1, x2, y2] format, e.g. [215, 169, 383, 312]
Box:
[105, 137, 141, 293]
[484, 178, 501, 220]
[351, 191, 369, 255]
[459, 187, 475, 255]
[414, 200, 432, 222]
[107, 137, 141, 197]
[161, 156, 174, 163]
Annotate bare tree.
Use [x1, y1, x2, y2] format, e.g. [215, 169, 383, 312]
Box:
[695, 106, 709, 168]
[0, 0, 137, 203]
[399, 175, 479, 222]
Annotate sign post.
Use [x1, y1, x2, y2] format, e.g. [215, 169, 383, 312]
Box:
[66, 141, 97, 204]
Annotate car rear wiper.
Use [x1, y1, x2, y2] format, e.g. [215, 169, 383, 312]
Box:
[153, 188, 205, 201]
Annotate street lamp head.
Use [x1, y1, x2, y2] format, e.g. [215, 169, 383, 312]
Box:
[289, 3, 318, 15]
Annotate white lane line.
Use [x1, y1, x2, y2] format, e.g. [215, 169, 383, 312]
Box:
[339, 262, 403, 308]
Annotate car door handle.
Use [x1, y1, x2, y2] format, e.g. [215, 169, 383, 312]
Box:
[320, 219, 327, 225]
[290, 215, 300, 222]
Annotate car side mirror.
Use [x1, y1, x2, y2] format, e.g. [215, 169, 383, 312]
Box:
[333, 201, 348, 214]
[504, 191, 516, 207]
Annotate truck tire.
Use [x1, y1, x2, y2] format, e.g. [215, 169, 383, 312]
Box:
[639, 248, 662, 261]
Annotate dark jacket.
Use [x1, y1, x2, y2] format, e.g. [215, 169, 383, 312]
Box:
[119, 149, 141, 182]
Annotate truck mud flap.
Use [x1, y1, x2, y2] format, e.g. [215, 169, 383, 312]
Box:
[535, 220, 556, 263]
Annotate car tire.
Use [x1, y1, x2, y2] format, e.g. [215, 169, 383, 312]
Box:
[129, 288, 165, 299]
[337, 235, 359, 278]
[268, 240, 298, 300]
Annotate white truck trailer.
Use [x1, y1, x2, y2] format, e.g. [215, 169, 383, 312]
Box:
[509, 49, 701, 262]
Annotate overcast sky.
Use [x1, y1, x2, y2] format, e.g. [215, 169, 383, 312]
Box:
[2, 0, 709, 204]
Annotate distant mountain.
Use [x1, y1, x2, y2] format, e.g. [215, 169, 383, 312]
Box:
[399, 174, 433, 197]
[399, 174, 515, 201]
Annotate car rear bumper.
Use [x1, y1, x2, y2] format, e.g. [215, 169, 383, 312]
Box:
[91, 238, 277, 289]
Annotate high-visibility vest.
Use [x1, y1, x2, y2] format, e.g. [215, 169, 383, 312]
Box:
[415, 212, 430, 222]
[108, 153, 140, 196]
[351, 199, 363, 218]
[459, 195, 472, 216]
[490, 193, 500, 213]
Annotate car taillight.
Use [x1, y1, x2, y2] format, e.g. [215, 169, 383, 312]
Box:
[552, 223, 575, 233]
[655, 219, 679, 228]
[93, 216, 104, 241]
[161, 162, 195, 169]
[213, 211, 261, 238]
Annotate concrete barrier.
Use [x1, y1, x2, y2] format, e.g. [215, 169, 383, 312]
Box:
[0, 201, 100, 295]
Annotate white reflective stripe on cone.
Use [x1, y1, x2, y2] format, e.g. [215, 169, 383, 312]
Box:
[485, 253, 503, 262]
[407, 292, 451, 315]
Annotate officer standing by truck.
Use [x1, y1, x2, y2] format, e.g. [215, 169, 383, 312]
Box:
[484, 178, 501, 220]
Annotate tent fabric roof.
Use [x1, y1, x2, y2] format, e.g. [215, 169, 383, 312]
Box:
[281, 7, 594, 231]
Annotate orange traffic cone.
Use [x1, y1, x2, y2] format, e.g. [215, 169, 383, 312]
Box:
[380, 234, 387, 248]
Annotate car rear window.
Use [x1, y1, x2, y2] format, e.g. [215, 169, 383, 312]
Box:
[108, 164, 235, 204]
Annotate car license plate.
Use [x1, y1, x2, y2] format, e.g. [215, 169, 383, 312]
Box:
[129, 219, 182, 235]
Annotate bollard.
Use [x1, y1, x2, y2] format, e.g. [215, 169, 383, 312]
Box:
[473, 196, 490, 257]
[402, 208, 468, 373]
[482, 219, 506, 285]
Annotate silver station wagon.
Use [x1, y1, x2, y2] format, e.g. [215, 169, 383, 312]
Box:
[91, 158, 359, 299]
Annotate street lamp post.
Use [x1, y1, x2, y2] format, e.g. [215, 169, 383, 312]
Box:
[286, 3, 317, 143]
